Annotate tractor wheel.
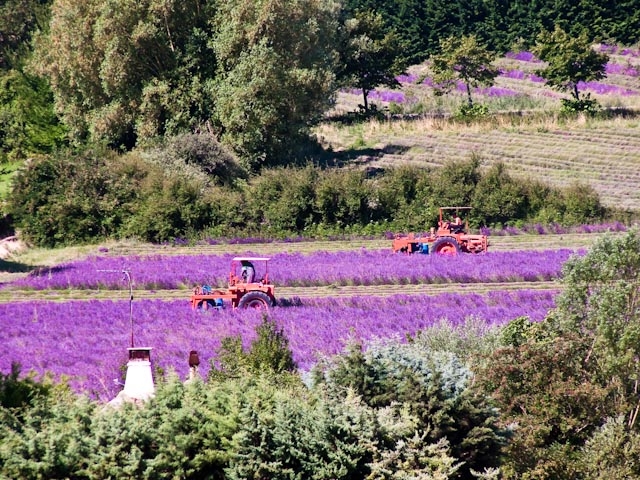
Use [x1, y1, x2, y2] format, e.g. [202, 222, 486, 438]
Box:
[238, 291, 272, 309]
[196, 299, 217, 310]
[431, 237, 461, 255]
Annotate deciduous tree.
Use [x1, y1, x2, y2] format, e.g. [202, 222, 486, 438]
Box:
[430, 34, 499, 109]
[336, 9, 408, 113]
[532, 25, 608, 109]
[210, 0, 341, 170]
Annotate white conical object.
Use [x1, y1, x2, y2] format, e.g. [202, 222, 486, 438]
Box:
[122, 347, 155, 401]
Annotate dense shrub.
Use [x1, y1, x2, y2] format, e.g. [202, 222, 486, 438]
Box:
[471, 162, 528, 226]
[6, 146, 141, 247]
[142, 133, 247, 187]
[245, 166, 319, 235]
[313, 339, 509, 479]
[476, 230, 640, 478]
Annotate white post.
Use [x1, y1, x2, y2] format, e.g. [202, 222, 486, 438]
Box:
[122, 347, 155, 401]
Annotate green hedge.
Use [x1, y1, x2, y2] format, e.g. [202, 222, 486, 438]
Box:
[6, 144, 609, 247]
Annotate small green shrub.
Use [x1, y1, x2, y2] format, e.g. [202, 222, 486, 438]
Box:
[455, 102, 489, 120]
[560, 94, 601, 116]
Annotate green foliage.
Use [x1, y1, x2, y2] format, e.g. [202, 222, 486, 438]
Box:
[227, 385, 377, 480]
[0, 0, 52, 71]
[31, 0, 218, 147]
[210, 0, 341, 170]
[553, 229, 640, 378]
[0, 70, 67, 163]
[0, 362, 51, 410]
[454, 102, 489, 120]
[315, 339, 508, 479]
[475, 331, 613, 479]
[337, 10, 409, 113]
[427, 156, 482, 218]
[314, 167, 373, 228]
[430, 35, 499, 108]
[0, 389, 95, 479]
[6, 149, 609, 246]
[477, 230, 640, 478]
[532, 26, 609, 104]
[6, 145, 141, 247]
[209, 316, 298, 382]
[123, 173, 214, 243]
[141, 133, 247, 187]
[245, 166, 319, 235]
[88, 376, 238, 479]
[580, 416, 640, 478]
[471, 162, 527, 226]
[560, 94, 601, 115]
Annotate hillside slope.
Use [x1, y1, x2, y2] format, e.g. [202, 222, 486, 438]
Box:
[318, 48, 640, 210]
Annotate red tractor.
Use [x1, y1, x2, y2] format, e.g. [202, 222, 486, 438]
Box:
[190, 257, 276, 310]
[392, 207, 488, 255]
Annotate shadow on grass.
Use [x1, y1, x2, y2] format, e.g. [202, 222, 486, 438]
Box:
[0, 258, 33, 274]
[315, 144, 411, 170]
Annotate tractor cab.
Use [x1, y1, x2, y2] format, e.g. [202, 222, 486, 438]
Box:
[229, 257, 270, 286]
[437, 207, 469, 235]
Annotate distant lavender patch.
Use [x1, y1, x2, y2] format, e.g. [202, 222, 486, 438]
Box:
[620, 48, 640, 57]
[397, 73, 419, 83]
[8, 249, 580, 291]
[599, 45, 640, 57]
[505, 51, 539, 62]
[0, 289, 557, 399]
[477, 86, 520, 97]
[369, 90, 406, 103]
[577, 80, 639, 96]
[501, 69, 527, 80]
[605, 63, 639, 77]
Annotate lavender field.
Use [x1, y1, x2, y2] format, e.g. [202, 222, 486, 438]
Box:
[0, 238, 591, 400]
[1, 289, 556, 400]
[6, 248, 580, 291]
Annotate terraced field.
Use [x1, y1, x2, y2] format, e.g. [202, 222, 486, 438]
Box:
[318, 47, 640, 210]
[317, 119, 640, 209]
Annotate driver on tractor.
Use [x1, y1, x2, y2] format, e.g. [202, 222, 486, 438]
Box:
[240, 260, 256, 283]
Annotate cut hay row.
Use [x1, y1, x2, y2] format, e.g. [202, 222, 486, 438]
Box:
[323, 120, 640, 208]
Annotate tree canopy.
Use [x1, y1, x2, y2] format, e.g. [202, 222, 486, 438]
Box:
[430, 34, 499, 108]
[532, 25, 609, 103]
[336, 9, 408, 113]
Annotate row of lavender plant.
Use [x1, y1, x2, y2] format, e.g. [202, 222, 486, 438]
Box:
[1, 289, 557, 400]
[8, 249, 581, 291]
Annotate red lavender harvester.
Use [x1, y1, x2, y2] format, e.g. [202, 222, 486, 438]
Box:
[190, 257, 276, 310]
[392, 207, 489, 255]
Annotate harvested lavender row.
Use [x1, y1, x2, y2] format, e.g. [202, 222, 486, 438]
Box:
[9, 249, 581, 290]
[1, 289, 557, 400]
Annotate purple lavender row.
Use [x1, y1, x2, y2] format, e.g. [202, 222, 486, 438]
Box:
[0, 289, 556, 400]
[8, 249, 580, 291]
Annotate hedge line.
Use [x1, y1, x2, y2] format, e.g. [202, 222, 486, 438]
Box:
[5, 142, 608, 247]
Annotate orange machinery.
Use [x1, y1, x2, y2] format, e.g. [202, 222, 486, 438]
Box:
[190, 257, 276, 310]
[392, 207, 488, 255]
